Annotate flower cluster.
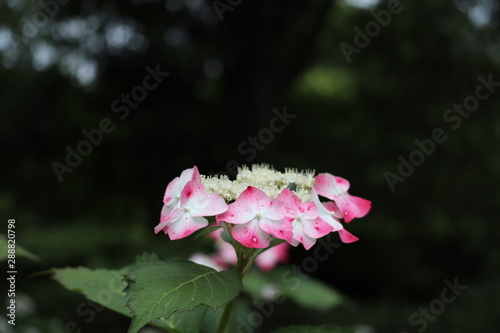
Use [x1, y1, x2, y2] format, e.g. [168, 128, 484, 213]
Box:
[155, 164, 371, 250]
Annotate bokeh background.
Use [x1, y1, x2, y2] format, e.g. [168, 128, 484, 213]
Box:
[1, 0, 500, 332]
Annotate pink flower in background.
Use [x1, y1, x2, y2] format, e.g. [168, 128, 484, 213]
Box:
[255, 242, 290, 271]
[213, 241, 238, 268]
[154, 180, 228, 240]
[217, 186, 291, 248]
[277, 188, 333, 250]
[190, 228, 290, 271]
[189, 253, 225, 271]
[314, 173, 371, 223]
[188, 228, 236, 271]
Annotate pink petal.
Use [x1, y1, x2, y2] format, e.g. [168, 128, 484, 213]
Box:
[160, 204, 172, 223]
[314, 174, 371, 222]
[314, 173, 350, 199]
[291, 220, 307, 247]
[179, 165, 201, 184]
[154, 208, 182, 234]
[278, 189, 318, 220]
[260, 217, 293, 244]
[180, 181, 228, 216]
[260, 197, 286, 220]
[231, 220, 271, 248]
[349, 195, 372, 218]
[163, 166, 201, 205]
[217, 200, 255, 224]
[302, 218, 333, 239]
[322, 201, 342, 219]
[299, 202, 318, 220]
[163, 176, 182, 206]
[300, 233, 318, 250]
[236, 186, 265, 212]
[338, 228, 359, 243]
[168, 214, 208, 240]
[310, 188, 343, 230]
[238, 186, 285, 220]
[218, 186, 286, 224]
[276, 188, 298, 212]
[179, 180, 201, 206]
[333, 194, 372, 223]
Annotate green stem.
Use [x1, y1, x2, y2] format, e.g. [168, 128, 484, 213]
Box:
[216, 225, 246, 333]
[216, 300, 234, 333]
[241, 255, 256, 277]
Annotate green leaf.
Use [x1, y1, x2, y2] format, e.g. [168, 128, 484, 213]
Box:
[52, 266, 131, 316]
[193, 225, 226, 240]
[270, 325, 354, 333]
[243, 268, 343, 311]
[0, 235, 40, 262]
[52, 253, 210, 332]
[161, 305, 208, 333]
[124, 260, 242, 333]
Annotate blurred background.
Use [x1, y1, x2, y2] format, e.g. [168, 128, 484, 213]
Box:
[1, 0, 500, 331]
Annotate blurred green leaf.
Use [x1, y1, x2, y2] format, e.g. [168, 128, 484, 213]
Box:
[243, 267, 343, 311]
[0, 234, 40, 262]
[124, 260, 242, 333]
[270, 325, 354, 333]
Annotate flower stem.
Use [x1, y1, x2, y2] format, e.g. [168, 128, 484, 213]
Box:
[216, 299, 234, 333]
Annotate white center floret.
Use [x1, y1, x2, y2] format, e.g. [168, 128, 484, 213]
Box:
[201, 164, 315, 203]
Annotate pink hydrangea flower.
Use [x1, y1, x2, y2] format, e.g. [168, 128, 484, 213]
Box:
[277, 188, 333, 250]
[310, 188, 343, 231]
[310, 188, 359, 243]
[314, 173, 371, 223]
[161, 166, 201, 219]
[255, 242, 290, 271]
[154, 180, 228, 240]
[217, 186, 291, 248]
